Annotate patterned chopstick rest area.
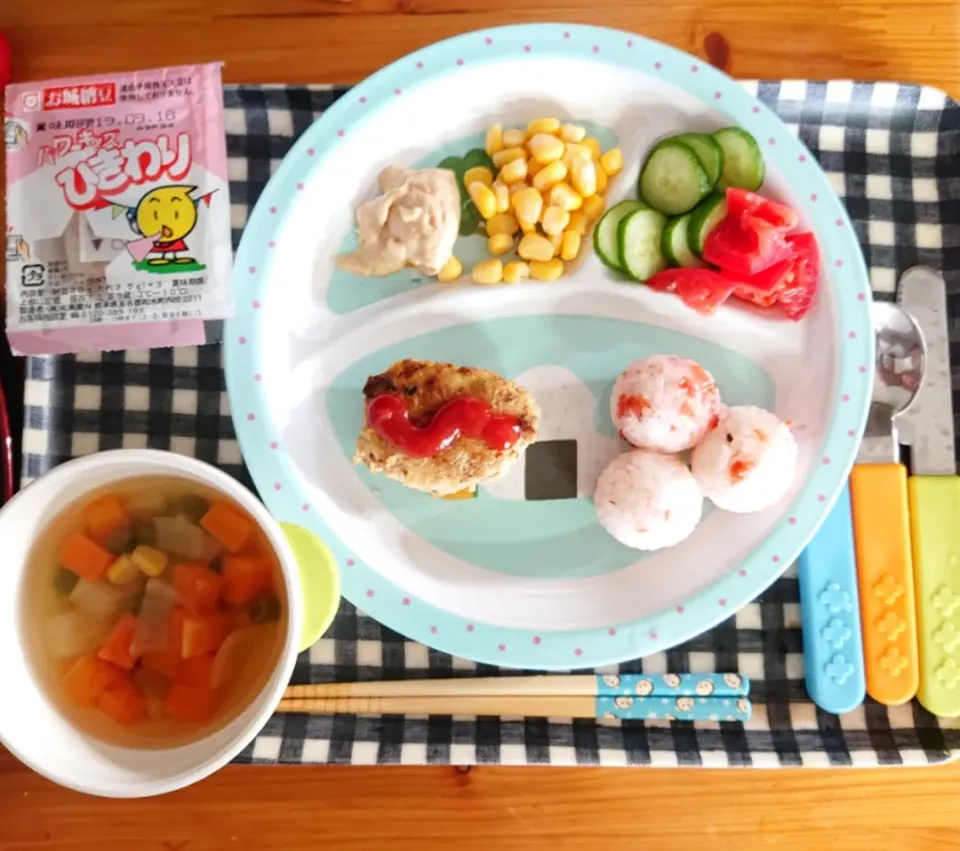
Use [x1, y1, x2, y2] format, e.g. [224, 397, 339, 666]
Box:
[21, 81, 960, 768]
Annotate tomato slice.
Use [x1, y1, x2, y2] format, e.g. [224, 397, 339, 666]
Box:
[776, 232, 820, 321]
[717, 230, 820, 320]
[645, 269, 735, 316]
[724, 259, 795, 308]
[702, 214, 794, 277]
[725, 188, 801, 231]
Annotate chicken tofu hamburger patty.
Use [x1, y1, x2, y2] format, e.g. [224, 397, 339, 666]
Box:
[354, 359, 540, 496]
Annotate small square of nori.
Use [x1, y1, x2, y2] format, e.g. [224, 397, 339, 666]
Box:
[524, 440, 577, 501]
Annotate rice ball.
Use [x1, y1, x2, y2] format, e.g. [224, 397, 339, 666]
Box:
[691, 405, 798, 514]
[594, 450, 704, 551]
[610, 355, 721, 453]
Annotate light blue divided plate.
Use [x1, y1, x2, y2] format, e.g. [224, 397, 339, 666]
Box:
[225, 24, 873, 669]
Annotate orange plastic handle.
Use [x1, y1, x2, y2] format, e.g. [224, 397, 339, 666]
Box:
[849, 463, 919, 705]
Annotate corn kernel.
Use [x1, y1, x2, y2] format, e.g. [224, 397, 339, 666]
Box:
[436, 256, 462, 283]
[486, 213, 519, 236]
[600, 148, 623, 177]
[511, 187, 544, 228]
[106, 554, 139, 586]
[491, 182, 510, 214]
[527, 117, 561, 135]
[559, 123, 587, 144]
[570, 157, 598, 198]
[582, 137, 602, 160]
[528, 133, 565, 165]
[517, 233, 556, 263]
[499, 158, 528, 184]
[467, 182, 498, 219]
[463, 166, 493, 188]
[509, 180, 530, 197]
[472, 259, 504, 285]
[519, 218, 537, 234]
[567, 211, 590, 235]
[582, 194, 606, 220]
[502, 128, 527, 148]
[131, 545, 169, 578]
[541, 205, 570, 236]
[503, 261, 531, 284]
[595, 164, 608, 195]
[485, 124, 505, 156]
[563, 143, 593, 168]
[488, 233, 515, 256]
[548, 182, 583, 212]
[492, 146, 526, 168]
[529, 259, 565, 281]
[532, 160, 568, 193]
[548, 231, 563, 255]
[561, 230, 582, 261]
[526, 157, 544, 178]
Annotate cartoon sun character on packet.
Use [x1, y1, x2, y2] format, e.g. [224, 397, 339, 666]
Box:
[121, 185, 213, 269]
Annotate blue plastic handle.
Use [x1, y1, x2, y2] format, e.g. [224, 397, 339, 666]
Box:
[797, 481, 866, 714]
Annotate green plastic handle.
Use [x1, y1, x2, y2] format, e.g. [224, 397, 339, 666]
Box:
[280, 522, 342, 652]
[909, 476, 960, 717]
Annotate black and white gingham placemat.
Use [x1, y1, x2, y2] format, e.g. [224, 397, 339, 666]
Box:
[21, 82, 960, 767]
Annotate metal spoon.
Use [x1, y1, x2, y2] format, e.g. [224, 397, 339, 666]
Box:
[799, 300, 925, 713]
[859, 301, 926, 464]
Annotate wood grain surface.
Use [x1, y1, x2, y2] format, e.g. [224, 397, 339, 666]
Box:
[4, 747, 960, 850]
[1, 0, 959, 97]
[3, 1, 960, 848]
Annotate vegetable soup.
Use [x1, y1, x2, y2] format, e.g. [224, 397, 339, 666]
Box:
[20, 477, 287, 749]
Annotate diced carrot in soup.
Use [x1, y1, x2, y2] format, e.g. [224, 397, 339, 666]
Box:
[232, 539, 264, 557]
[98, 678, 147, 726]
[172, 562, 222, 614]
[62, 653, 124, 707]
[181, 612, 225, 658]
[58, 533, 114, 581]
[141, 649, 181, 680]
[199, 503, 255, 553]
[164, 682, 218, 723]
[168, 608, 185, 653]
[83, 495, 130, 542]
[176, 654, 215, 688]
[33, 482, 291, 744]
[225, 604, 254, 632]
[221, 556, 274, 605]
[97, 613, 140, 670]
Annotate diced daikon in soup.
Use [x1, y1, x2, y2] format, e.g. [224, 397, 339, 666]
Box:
[20, 477, 286, 749]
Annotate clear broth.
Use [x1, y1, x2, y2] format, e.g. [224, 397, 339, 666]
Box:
[20, 476, 287, 750]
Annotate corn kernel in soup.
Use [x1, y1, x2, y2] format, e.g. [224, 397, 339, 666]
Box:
[20, 477, 286, 749]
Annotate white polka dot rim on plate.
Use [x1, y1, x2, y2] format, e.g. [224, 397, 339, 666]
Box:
[224, 24, 873, 670]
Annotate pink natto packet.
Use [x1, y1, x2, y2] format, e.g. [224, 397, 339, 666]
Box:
[3, 63, 233, 355]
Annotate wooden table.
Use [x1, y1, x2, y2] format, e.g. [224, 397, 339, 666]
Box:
[2, 2, 960, 848]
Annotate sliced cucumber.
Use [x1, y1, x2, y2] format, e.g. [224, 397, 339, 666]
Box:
[618, 208, 668, 281]
[661, 214, 706, 268]
[713, 127, 765, 191]
[687, 193, 728, 256]
[594, 200, 646, 272]
[673, 133, 724, 189]
[638, 141, 711, 216]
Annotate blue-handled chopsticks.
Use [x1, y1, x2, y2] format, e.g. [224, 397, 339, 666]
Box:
[279, 674, 752, 722]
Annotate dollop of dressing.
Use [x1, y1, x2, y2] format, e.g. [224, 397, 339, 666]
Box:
[337, 166, 461, 277]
